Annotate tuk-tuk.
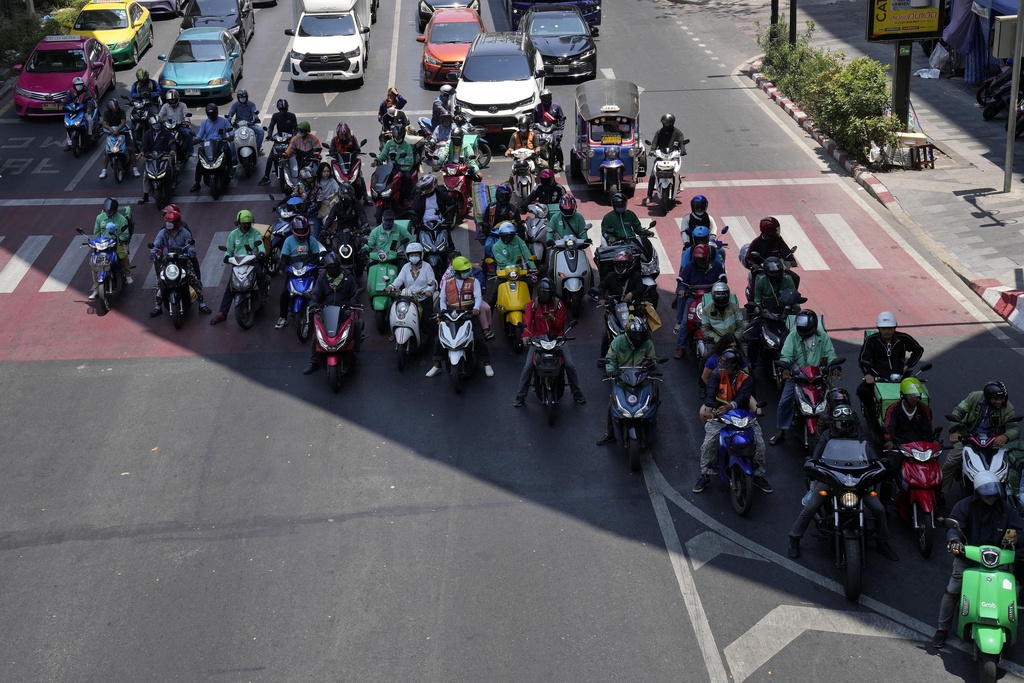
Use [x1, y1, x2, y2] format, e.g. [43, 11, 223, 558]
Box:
[569, 79, 645, 201]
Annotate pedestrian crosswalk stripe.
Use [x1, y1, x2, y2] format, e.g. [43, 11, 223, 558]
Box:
[200, 232, 231, 288]
[39, 236, 87, 293]
[720, 216, 755, 249]
[0, 236, 49, 293]
[818, 214, 881, 270]
[776, 215, 829, 271]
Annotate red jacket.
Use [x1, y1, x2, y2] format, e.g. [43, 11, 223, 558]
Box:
[523, 299, 567, 340]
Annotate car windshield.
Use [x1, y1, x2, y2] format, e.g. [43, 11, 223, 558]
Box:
[588, 119, 634, 144]
[430, 21, 481, 44]
[74, 9, 129, 30]
[168, 38, 226, 62]
[25, 48, 87, 73]
[298, 14, 356, 37]
[528, 13, 586, 36]
[461, 54, 531, 82]
[187, 0, 237, 16]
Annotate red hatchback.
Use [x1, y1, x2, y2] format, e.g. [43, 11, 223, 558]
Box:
[417, 8, 484, 87]
[13, 35, 116, 118]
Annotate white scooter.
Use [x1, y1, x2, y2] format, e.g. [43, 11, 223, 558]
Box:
[508, 147, 537, 202]
[387, 286, 434, 371]
[524, 203, 552, 263]
[950, 415, 1024, 496]
[549, 229, 593, 319]
[233, 119, 260, 179]
[438, 308, 477, 393]
[647, 142, 684, 216]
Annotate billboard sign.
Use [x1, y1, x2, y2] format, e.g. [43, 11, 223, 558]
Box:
[866, 0, 944, 42]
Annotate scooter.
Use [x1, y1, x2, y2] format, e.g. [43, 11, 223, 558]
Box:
[366, 245, 402, 334]
[144, 149, 178, 209]
[218, 245, 269, 329]
[942, 516, 1019, 683]
[549, 233, 593, 319]
[523, 203, 552, 265]
[388, 287, 432, 371]
[124, 93, 160, 148]
[777, 357, 846, 453]
[282, 148, 320, 196]
[948, 415, 1024, 497]
[524, 320, 577, 426]
[646, 142, 684, 216]
[532, 121, 560, 171]
[594, 294, 643, 357]
[594, 223, 661, 306]
[324, 138, 369, 200]
[741, 244, 800, 303]
[417, 216, 453, 272]
[606, 359, 664, 472]
[64, 101, 100, 158]
[680, 284, 711, 364]
[508, 147, 537, 203]
[371, 150, 417, 224]
[311, 303, 362, 392]
[267, 197, 303, 276]
[283, 252, 320, 343]
[104, 128, 132, 184]
[891, 434, 944, 558]
[438, 308, 477, 393]
[491, 260, 535, 350]
[805, 438, 891, 601]
[268, 132, 294, 194]
[150, 242, 195, 330]
[743, 289, 806, 390]
[233, 119, 260, 179]
[196, 135, 234, 200]
[712, 407, 763, 516]
[76, 227, 122, 314]
[441, 160, 475, 220]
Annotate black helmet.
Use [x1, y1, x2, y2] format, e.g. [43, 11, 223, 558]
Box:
[451, 128, 464, 143]
[106, 98, 120, 112]
[611, 192, 627, 210]
[165, 89, 179, 105]
[392, 124, 405, 141]
[690, 195, 708, 214]
[718, 348, 742, 373]
[517, 114, 530, 132]
[276, 98, 289, 111]
[205, 103, 218, 118]
[537, 278, 554, 304]
[625, 317, 649, 348]
[984, 381, 1008, 404]
[661, 113, 675, 128]
[795, 309, 818, 338]
[830, 404, 857, 437]
[711, 281, 730, 309]
[826, 387, 851, 413]
[495, 184, 511, 205]
[763, 256, 785, 283]
[102, 197, 118, 216]
[338, 182, 354, 204]
[322, 252, 342, 278]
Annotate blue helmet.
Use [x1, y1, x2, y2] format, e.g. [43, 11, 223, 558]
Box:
[692, 225, 710, 240]
[498, 221, 517, 244]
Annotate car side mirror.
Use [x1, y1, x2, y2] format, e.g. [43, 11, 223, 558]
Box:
[284, 28, 295, 36]
[92, 61, 104, 70]
[230, 51, 239, 58]
[12, 63, 23, 72]
[158, 54, 167, 61]
[361, 27, 370, 34]
[416, 35, 425, 43]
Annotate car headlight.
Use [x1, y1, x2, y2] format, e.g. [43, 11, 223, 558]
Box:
[112, 40, 132, 50]
[161, 79, 177, 86]
[290, 51, 306, 61]
[342, 47, 360, 58]
[208, 78, 228, 86]
[511, 94, 535, 109]
[424, 54, 442, 65]
[15, 87, 30, 97]
[579, 49, 596, 60]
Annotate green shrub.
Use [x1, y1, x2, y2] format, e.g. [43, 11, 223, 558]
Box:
[0, 0, 89, 68]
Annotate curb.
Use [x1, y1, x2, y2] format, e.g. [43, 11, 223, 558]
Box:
[742, 62, 1024, 335]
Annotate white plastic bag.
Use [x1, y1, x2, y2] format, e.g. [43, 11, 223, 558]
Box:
[929, 43, 950, 71]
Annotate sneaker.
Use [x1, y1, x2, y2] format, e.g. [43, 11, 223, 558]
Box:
[672, 323, 681, 334]
[303, 361, 319, 375]
[124, 276, 133, 285]
[198, 303, 212, 314]
[692, 474, 711, 493]
[138, 195, 148, 204]
[149, 306, 162, 318]
[513, 395, 525, 408]
[258, 177, 271, 186]
[788, 537, 801, 559]
[932, 629, 947, 649]
[596, 434, 615, 446]
[88, 288, 98, 300]
[131, 167, 141, 178]
[425, 365, 441, 378]
[190, 183, 201, 192]
[209, 312, 227, 325]
[753, 476, 774, 493]
[275, 317, 287, 329]
[484, 364, 494, 377]
[98, 169, 108, 179]
[876, 542, 899, 562]
[483, 328, 495, 340]
[573, 392, 586, 405]
[673, 347, 685, 360]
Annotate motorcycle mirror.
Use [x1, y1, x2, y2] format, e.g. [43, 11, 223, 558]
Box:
[594, 358, 606, 368]
[267, 194, 276, 202]
[649, 220, 657, 228]
[1010, 416, 1024, 423]
[790, 245, 799, 253]
[643, 139, 651, 146]
[831, 358, 847, 366]
[218, 245, 227, 251]
[187, 239, 195, 246]
[944, 414, 958, 422]
[744, 302, 756, 312]
[941, 517, 960, 530]
[756, 400, 768, 408]
[919, 362, 933, 372]
[322, 142, 330, 149]
[147, 242, 156, 249]
[682, 139, 691, 146]
[516, 321, 526, 329]
[76, 228, 86, 235]
[721, 225, 730, 234]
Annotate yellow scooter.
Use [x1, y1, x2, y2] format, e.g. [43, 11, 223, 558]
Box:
[487, 256, 536, 351]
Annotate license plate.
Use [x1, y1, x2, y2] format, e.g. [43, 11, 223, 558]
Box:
[552, 65, 569, 73]
[316, 73, 334, 79]
[485, 124, 503, 134]
[42, 102, 60, 111]
[184, 89, 200, 96]
[601, 134, 622, 145]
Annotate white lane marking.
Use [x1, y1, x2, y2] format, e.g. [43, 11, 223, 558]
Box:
[645, 219, 676, 276]
[721, 215, 754, 248]
[259, 48, 291, 123]
[143, 258, 158, 289]
[686, 177, 839, 188]
[684, 531, 768, 571]
[39, 236, 88, 292]
[64, 145, 104, 192]
[289, 109, 431, 119]
[0, 236, 50, 293]
[199, 231, 231, 288]
[818, 213, 882, 270]
[324, 92, 340, 107]
[388, 0, 403, 89]
[776, 214, 828, 271]
[600, 68, 615, 79]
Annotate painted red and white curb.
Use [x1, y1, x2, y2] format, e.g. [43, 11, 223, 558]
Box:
[970, 279, 1024, 333]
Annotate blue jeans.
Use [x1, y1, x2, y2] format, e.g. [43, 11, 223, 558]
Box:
[675, 295, 695, 348]
[776, 378, 797, 430]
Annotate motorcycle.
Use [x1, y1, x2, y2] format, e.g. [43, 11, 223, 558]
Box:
[741, 244, 800, 303]
[371, 150, 417, 224]
[76, 227, 122, 314]
[438, 308, 478, 393]
[311, 303, 362, 392]
[891, 434, 944, 558]
[941, 517, 1020, 683]
[282, 148, 320, 196]
[523, 203, 552, 266]
[594, 295, 644, 357]
[388, 287, 432, 371]
[267, 196, 303, 276]
[594, 223, 661, 306]
[283, 252, 320, 343]
[441, 160, 475, 220]
[680, 284, 711, 365]
[711, 407, 763, 516]
[268, 132, 294, 193]
[549, 233, 593, 319]
[424, 111, 493, 168]
[417, 216, 454, 273]
[217, 245, 269, 329]
[777, 357, 846, 453]
[606, 359, 664, 472]
[233, 119, 260, 179]
[64, 101, 99, 158]
[144, 149, 179, 209]
[947, 414, 1024, 497]
[324, 139, 369, 200]
[508, 147, 537, 202]
[169, 116, 193, 161]
[532, 121, 560, 171]
[150, 242, 195, 330]
[124, 93, 161, 149]
[866, 361, 932, 442]
[105, 130, 132, 184]
[490, 261, 535, 350]
[524, 320, 577, 426]
[805, 438, 891, 601]
[743, 289, 806, 390]
[366, 246, 402, 334]
[646, 142, 683, 216]
[196, 135, 234, 199]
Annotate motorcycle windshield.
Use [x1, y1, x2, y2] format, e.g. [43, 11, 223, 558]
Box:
[323, 305, 343, 337]
[617, 367, 649, 387]
[818, 439, 872, 470]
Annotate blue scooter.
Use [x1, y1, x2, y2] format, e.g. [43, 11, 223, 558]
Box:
[712, 406, 762, 516]
[606, 359, 664, 472]
[64, 101, 99, 158]
[283, 252, 320, 343]
[77, 227, 122, 314]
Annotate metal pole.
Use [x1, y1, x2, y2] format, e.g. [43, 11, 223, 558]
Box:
[771, 0, 779, 26]
[789, 0, 797, 45]
[1004, 3, 1024, 192]
[892, 42, 914, 128]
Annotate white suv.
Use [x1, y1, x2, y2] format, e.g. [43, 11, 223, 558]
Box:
[454, 32, 544, 135]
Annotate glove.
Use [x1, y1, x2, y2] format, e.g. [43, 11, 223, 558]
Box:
[948, 540, 964, 556]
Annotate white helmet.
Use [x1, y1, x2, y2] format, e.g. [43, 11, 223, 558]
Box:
[406, 242, 423, 255]
[876, 311, 897, 329]
[440, 85, 453, 96]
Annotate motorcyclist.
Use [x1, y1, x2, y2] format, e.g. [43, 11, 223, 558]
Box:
[477, 183, 520, 245]
[752, 256, 795, 308]
[328, 122, 369, 202]
[258, 99, 298, 186]
[388, 241, 437, 327]
[210, 210, 267, 325]
[283, 121, 321, 164]
[786, 404, 898, 561]
[513, 278, 585, 407]
[412, 174, 454, 228]
[597, 317, 658, 446]
[158, 89, 193, 158]
[505, 115, 536, 156]
[745, 216, 800, 289]
[942, 382, 1021, 493]
[597, 251, 645, 306]
[148, 210, 211, 316]
[770, 309, 838, 445]
[90, 198, 134, 297]
[303, 252, 363, 374]
[440, 249, 493, 340]
[693, 348, 771, 494]
[532, 89, 566, 169]
[436, 128, 481, 180]
[137, 115, 176, 205]
[547, 195, 587, 243]
[190, 103, 234, 192]
[431, 85, 454, 130]
[62, 76, 97, 149]
[377, 86, 408, 125]
[679, 225, 721, 270]
[525, 168, 566, 206]
[425, 255, 494, 378]
[932, 469, 1024, 649]
[680, 195, 718, 247]
[226, 88, 264, 154]
[322, 182, 369, 244]
[291, 167, 325, 239]
[430, 111, 454, 144]
[375, 124, 415, 204]
[99, 99, 140, 179]
[882, 377, 936, 467]
[646, 113, 687, 203]
[316, 161, 340, 215]
[362, 209, 413, 257]
[129, 67, 161, 102]
[491, 222, 536, 274]
[601, 192, 642, 245]
[857, 311, 925, 427]
[699, 281, 744, 351]
[673, 245, 724, 359]
[276, 217, 325, 330]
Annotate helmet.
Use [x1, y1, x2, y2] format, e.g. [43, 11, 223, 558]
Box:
[974, 470, 1003, 498]
[559, 195, 577, 217]
[299, 167, 315, 183]
[539, 168, 554, 184]
[322, 252, 342, 278]
[692, 244, 711, 263]
[711, 281, 731, 309]
[290, 217, 309, 238]
[440, 112, 453, 124]
[163, 203, 181, 216]
[763, 256, 785, 283]
[611, 192, 627, 210]
[537, 278, 554, 304]
[498, 222, 517, 244]
[660, 113, 675, 128]
[759, 216, 780, 237]
[795, 309, 818, 338]
[826, 387, 851, 413]
[625, 317, 649, 347]
[452, 256, 472, 279]
[613, 250, 633, 275]
[148, 115, 159, 130]
[450, 128, 464, 143]
[718, 348, 742, 373]
[381, 209, 396, 224]
[136, 67, 149, 82]
[337, 244, 354, 265]
[392, 124, 405, 141]
[164, 209, 181, 225]
[900, 377, 924, 399]
[338, 182, 354, 204]
[72, 76, 85, 92]
[417, 174, 437, 195]
[106, 221, 117, 234]
[690, 195, 708, 215]
[876, 311, 897, 329]
[984, 381, 1008, 403]
[540, 89, 552, 105]
[830, 404, 857, 437]
[106, 98, 119, 111]
[235, 209, 254, 228]
[517, 114, 530, 132]
[297, 121, 311, 133]
[165, 89, 179, 104]
[495, 184, 512, 205]
[691, 225, 710, 244]
[335, 123, 352, 143]
[237, 88, 248, 101]
[205, 103, 218, 118]
[440, 84, 453, 97]
[102, 197, 119, 215]
[276, 98, 289, 112]
[406, 241, 423, 256]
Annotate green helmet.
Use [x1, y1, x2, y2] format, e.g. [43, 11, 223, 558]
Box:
[900, 377, 923, 398]
[236, 209, 254, 227]
[297, 121, 311, 133]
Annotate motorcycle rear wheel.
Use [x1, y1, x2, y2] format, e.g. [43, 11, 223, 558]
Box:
[327, 364, 342, 393]
[451, 193, 466, 221]
[659, 193, 670, 216]
[626, 436, 641, 472]
[842, 536, 863, 601]
[476, 140, 492, 169]
[980, 653, 998, 683]
[236, 297, 255, 329]
[983, 100, 1006, 121]
[729, 464, 754, 516]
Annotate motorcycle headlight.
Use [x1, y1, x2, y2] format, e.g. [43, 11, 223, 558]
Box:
[163, 263, 181, 280]
[798, 399, 815, 416]
[840, 492, 859, 509]
[508, 270, 518, 280]
[912, 448, 933, 462]
[605, 146, 619, 160]
[395, 301, 410, 317]
[208, 78, 228, 86]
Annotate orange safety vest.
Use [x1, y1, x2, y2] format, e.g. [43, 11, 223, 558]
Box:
[445, 276, 476, 311]
[715, 369, 749, 406]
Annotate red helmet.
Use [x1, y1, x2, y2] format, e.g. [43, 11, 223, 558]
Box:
[759, 216, 780, 237]
[559, 195, 577, 217]
[163, 203, 181, 216]
[164, 210, 181, 225]
[692, 244, 711, 260]
[290, 217, 309, 238]
[540, 168, 554, 180]
[613, 250, 633, 274]
[335, 122, 352, 141]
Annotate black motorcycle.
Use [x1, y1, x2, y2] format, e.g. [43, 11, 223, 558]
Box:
[744, 289, 806, 390]
[525, 321, 576, 426]
[151, 243, 196, 330]
[144, 150, 179, 210]
[196, 136, 234, 199]
[124, 93, 161, 150]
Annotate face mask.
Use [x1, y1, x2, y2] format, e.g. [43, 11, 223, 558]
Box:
[239, 224, 251, 233]
[409, 255, 421, 264]
[383, 222, 393, 231]
[298, 131, 307, 138]
[75, 84, 84, 93]
[239, 96, 248, 103]
[615, 207, 625, 215]
[456, 271, 470, 280]
[164, 222, 175, 231]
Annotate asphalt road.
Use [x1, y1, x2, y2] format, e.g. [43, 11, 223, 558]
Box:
[2, 0, 1024, 680]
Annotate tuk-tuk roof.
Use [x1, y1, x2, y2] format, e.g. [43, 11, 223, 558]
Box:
[574, 79, 640, 121]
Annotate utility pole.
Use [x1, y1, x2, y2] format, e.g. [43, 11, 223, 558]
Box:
[1005, 0, 1024, 191]
[892, 41, 913, 127]
[771, 0, 779, 26]
[789, 0, 797, 45]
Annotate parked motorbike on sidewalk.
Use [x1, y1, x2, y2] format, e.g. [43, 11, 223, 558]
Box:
[150, 242, 195, 330]
[311, 303, 362, 392]
[218, 245, 269, 329]
[606, 359, 664, 472]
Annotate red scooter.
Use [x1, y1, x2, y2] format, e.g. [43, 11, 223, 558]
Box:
[325, 139, 369, 200]
[680, 285, 710, 369]
[370, 150, 418, 224]
[311, 303, 362, 393]
[893, 436, 944, 558]
[777, 358, 845, 453]
[442, 161, 474, 220]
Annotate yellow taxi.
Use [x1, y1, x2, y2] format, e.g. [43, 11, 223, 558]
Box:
[69, 0, 154, 67]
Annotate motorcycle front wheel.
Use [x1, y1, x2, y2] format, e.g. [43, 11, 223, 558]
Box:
[296, 310, 311, 343]
[72, 132, 82, 159]
[236, 296, 255, 329]
[842, 536, 863, 601]
[96, 281, 110, 314]
[476, 140, 492, 169]
[980, 653, 998, 683]
[729, 464, 754, 516]
[626, 435, 641, 472]
[449, 359, 463, 394]
[327, 364, 341, 393]
[211, 174, 222, 200]
[916, 505, 934, 558]
[396, 340, 408, 372]
[170, 292, 182, 330]
[113, 157, 125, 184]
